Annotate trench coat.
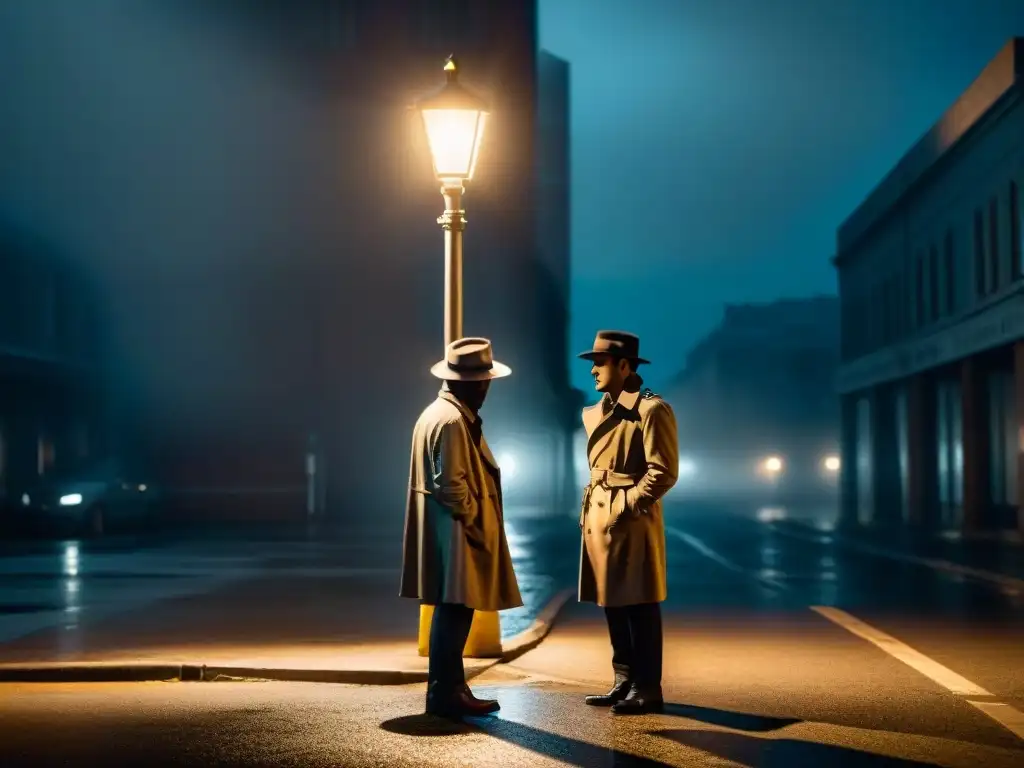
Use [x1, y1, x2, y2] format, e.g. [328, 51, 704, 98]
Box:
[578, 377, 679, 607]
[400, 389, 523, 612]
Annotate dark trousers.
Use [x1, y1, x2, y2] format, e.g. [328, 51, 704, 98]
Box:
[427, 602, 475, 697]
[605, 602, 663, 691]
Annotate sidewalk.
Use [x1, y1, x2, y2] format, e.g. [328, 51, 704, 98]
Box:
[0, 512, 581, 684]
[774, 518, 1024, 586]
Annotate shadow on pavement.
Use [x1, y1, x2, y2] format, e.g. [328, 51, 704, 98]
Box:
[662, 702, 801, 732]
[381, 714, 674, 766]
[654, 729, 944, 767]
[380, 713, 475, 737]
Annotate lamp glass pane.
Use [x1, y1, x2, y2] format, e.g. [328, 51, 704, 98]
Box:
[421, 108, 484, 180]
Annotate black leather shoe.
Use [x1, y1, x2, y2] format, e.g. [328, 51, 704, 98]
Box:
[584, 673, 632, 707]
[610, 686, 664, 715]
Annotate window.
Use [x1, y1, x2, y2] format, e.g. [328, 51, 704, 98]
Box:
[989, 197, 1000, 293]
[944, 229, 956, 313]
[1011, 180, 1022, 280]
[921, 250, 929, 325]
[928, 245, 939, 321]
[974, 208, 986, 298]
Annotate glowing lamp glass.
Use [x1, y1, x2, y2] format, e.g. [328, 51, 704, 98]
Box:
[421, 108, 487, 183]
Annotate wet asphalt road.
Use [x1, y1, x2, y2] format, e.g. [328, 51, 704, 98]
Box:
[1, 500, 1023, 766]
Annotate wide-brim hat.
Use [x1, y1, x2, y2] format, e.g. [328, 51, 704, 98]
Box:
[431, 337, 512, 381]
[578, 330, 650, 365]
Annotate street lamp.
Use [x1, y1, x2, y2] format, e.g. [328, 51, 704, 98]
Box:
[414, 56, 499, 660]
[416, 55, 490, 347]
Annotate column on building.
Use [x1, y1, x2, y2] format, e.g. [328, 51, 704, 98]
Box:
[960, 355, 990, 534]
[839, 393, 859, 528]
[986, 359, 1017, 530]
[906, 372, 937, 527]
[854, 392, 874, 526]
[1013, 341, 1024, 535]
[870, 383, 902, 525]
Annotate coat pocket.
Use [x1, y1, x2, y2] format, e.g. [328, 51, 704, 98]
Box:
[605, 488, 628, 534]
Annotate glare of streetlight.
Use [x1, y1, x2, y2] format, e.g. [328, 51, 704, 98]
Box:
[763, 456, 783, 474]
[417, 56, 489, 185]
[823, 455, 840, 472]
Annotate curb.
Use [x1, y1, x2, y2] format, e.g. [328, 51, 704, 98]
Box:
[0, 664, 195, 683]
[0, 587, 577, 685]
[492, 587, 575, 665]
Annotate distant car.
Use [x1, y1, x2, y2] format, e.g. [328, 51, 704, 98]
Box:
[13, 459, 162, 537]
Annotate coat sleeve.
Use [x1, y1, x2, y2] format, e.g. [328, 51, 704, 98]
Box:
[625, 400, 679, 513]
[430, 419, 479, 523]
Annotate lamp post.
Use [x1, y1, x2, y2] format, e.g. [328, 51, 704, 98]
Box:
[414, 57, 500, 660]
[416, 55, 489, 348]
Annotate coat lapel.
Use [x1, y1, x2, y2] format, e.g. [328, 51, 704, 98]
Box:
[584, 384, 643, 466]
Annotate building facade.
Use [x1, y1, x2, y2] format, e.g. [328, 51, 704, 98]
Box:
[835, 38, 1024, 537]
[0, 0, 575, 524]
[665, 296, 840, 498]
[0, 221, 107, 523]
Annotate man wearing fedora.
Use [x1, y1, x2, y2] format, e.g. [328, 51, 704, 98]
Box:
[401, 337, 523, 719]
[577, 330, 679, 714]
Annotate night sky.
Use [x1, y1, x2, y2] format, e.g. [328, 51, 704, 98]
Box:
[540, 0, 1024, 391]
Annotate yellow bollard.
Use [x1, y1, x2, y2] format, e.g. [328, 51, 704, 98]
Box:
[418, 605, 503, 658]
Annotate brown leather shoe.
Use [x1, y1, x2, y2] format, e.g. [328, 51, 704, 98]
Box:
[610, 686, 664, 715]
[462, 684, 500, 713]
[584, 673, 632, 707]
[426, 686, 500, 719]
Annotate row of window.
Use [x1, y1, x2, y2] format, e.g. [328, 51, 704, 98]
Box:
[843, 176, 1024, 359]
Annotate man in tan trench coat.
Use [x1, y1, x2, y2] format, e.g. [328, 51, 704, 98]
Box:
[577, 330, 679, 715]
[401, 337, 523, 719]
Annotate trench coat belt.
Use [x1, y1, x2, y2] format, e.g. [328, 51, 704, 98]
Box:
[588, 469, 641, 489]
[581, 469, 641, 528]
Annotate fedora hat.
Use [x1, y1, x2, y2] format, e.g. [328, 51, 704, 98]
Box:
[578, 330, 650, 365]
[431, 337, 512, 381]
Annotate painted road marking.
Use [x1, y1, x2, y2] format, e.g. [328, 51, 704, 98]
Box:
[774, 525, 1024, 594]
[812, 605, 1024, 741]
[666, 527, 788, 591]
[811, 606, 990, 695]
[966, 700, 1024, 741]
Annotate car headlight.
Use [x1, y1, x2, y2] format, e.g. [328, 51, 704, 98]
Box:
[59, 493, 83, 506]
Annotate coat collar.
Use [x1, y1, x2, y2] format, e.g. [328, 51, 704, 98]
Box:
[438, 388, 477, 423]
[437, 388, 499, 474]
[583, 374, 644, 438]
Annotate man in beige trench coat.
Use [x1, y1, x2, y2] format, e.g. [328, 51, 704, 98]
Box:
[577, 330, 679, 715]
[400, 337, 523, 719]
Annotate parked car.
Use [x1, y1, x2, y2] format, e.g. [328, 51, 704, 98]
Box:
[12, 459, 161, 537]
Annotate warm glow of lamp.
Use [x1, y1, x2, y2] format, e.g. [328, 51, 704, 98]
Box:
[417, 56, 489, 184]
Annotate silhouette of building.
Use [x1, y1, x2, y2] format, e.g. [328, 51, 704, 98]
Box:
[664, 296, 840, 498]
[0, 222, 107, 522]
[0, 0, 575, 525]
[835, 38, 1024, 538]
